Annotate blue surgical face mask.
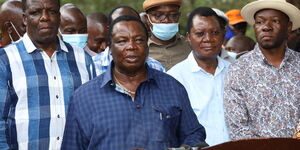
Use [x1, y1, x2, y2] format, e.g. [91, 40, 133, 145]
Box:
[61, 33, 88, 48]
[148, 18, 178, 41]
[227, 51, 238, 59]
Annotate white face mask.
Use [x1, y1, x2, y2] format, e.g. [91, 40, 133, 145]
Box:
[227, 51, 238, 59]
[61, 33, 88, 48]
[148, 17, 179, 41]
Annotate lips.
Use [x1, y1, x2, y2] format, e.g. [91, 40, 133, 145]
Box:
[261, 35, 273, 41]
[39, 26, 52, 32]
[201, 46, 215, 51]
[125, 55, 139, 63]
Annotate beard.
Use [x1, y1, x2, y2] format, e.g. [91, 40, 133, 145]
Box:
[259, 38, 285, 50]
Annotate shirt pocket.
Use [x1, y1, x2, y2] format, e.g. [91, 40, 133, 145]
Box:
[151, 105, 181, 142]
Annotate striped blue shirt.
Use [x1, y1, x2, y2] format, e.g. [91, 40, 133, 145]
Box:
[0, 33, 95, 150]
[61, 63, 206, 150]
[92, 47, 166, 76]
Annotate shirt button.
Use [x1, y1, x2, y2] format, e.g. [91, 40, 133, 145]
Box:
[54, 76, 56, 80]
[57, 137, 60, 140]
[56, 95, 59, 99]
[57, 114, 60, 118]
[136, 104, 141, 109]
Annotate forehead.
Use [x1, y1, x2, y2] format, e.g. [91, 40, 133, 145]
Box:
[111, 8, 138, 20]
[25, 0, 59, 9]
[89, 22, 107, 33]
[192, 15, 220, 29]
[112, 21, 145, 36]
[254, 9, 288, 19]
[62, 9, 86, 22]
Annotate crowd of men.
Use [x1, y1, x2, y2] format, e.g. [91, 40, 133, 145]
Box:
[0, 0, 299, 149]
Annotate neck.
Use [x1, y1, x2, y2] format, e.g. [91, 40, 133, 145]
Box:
[31, 36, 58, 57]
[150, 34, 176, 45]
[193, 53, 218, 75]
[260, 43, 286, 68]
[113, 65, 147, 96]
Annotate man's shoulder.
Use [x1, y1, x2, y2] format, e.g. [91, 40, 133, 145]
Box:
[167, 57, 189, 76]
[72, 75, 104, 98]
[228, 50, 257, 70]
[289, 49, 300, 61]
[150, 68, 185, 89]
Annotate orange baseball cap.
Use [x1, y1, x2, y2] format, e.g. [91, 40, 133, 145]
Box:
[226, 9, 246, 25]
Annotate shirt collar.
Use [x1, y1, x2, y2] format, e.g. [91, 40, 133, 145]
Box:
[188, 51, 228, 75]
[100, 62, 157, 88]
[22, 33, 68, 53]
[254, 44, 293, 67]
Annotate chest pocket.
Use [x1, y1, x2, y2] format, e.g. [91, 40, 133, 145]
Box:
[152, 105, 182, 142]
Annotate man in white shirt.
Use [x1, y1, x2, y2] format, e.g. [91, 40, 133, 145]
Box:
[168, 7, 230, 146]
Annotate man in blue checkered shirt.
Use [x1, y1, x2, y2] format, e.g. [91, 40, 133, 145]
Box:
[0, 0, 95, 149]
[62, 15, 206, 150]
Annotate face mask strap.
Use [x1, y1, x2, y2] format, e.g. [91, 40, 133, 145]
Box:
[9, 21, 21, 41]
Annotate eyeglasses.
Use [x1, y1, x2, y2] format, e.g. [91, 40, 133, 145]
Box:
[149, 12, 181, 22]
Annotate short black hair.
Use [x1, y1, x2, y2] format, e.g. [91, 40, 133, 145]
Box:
[22, 0, 61, 12]
[108, 15, 148, 45]
[108, 6, 140, 25]
[187, 7, 225, 33]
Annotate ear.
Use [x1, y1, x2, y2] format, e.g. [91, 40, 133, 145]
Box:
[145, 14, 152, 29]
[186, 32, 191, 43]
[287, 21, 293, 34]
[4, 21, 12, 34]
[23, 13, 27, 26]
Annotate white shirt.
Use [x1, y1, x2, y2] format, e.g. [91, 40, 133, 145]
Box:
[168, 52, 231, 146]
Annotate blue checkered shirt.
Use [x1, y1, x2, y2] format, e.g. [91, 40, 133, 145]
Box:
[0, 33, 95, 150]
[92, 47, 166, 76]
[61, 63, 206, 150]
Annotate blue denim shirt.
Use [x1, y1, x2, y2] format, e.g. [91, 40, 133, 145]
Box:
[61, 63, 206, 150]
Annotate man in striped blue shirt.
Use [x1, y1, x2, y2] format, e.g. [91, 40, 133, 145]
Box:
[0, 0, 95, 149]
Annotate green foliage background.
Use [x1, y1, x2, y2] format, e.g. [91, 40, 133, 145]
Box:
[57, 0, 257, 39]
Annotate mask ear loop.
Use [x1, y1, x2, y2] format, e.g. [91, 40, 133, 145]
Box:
[146, 14, 154, 31]
[9, 21, 21, 41]
[8, 31, 14, 43]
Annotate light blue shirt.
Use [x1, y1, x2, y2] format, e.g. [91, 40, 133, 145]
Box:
[168, 52, 230, 146]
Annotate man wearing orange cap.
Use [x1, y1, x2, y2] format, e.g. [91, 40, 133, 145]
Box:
[225, 9, 248, 41]
[143, 0, 190, 70]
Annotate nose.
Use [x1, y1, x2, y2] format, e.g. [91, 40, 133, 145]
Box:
[160, 15, 172, 23]
[127, 39, 138, 50]
[40, 10, 50, 21]
[262, 21, 273, 32]
[100, 41, 107, 52]
[203, 32, 213, 42]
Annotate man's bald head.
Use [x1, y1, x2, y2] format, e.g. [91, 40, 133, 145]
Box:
[87, 12, 108, 25]
[0, 0, 25, 46]
[86, 12, 108, 53]
[225, 35, 256, 53]
[59, 3, 87, 34]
